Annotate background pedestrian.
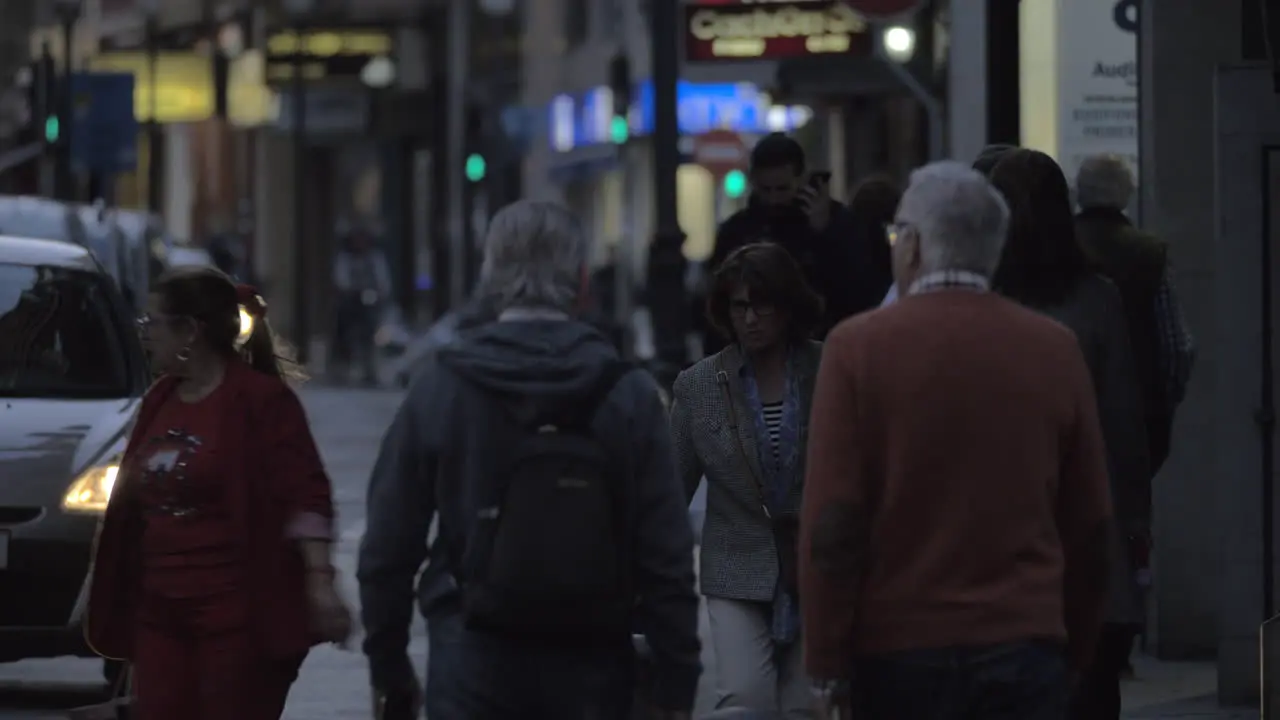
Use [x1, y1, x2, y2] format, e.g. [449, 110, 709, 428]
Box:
[990, 148, 1151, 720]
[671, 242, 824, 718]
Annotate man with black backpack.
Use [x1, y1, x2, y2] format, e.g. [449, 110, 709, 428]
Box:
[357, 200, 702, 720]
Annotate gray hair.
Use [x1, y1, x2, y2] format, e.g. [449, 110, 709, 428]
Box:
[477, 200, 588, 312]
[897, 161, 1010, 278]
[1075, 154, 1135, 210]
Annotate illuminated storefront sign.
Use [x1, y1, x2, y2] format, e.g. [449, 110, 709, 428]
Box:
[89, 51, 273, 126]
[683, 1, 872, 62]
[264, 28, 394, 83]
[549, 81, 812, 152]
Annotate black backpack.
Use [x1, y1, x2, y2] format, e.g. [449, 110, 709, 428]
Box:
[455, 361, 635, 642]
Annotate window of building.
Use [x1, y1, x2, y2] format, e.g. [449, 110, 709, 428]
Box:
[565, 0, 590, 47]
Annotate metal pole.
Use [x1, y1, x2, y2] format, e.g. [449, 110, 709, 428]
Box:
[645, 0, 687, 377]
[38, 41, 54, 197]
[883, 60, 944, 161]
[617, 143, 634, 334]
[291, 20, 309, 363]
[55, 13, 75, 201]
[146, 13, 162, 213]
[445, 0, 470, 310]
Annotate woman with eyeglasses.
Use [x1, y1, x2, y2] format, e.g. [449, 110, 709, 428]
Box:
[86, 267, 352, 720]
[669, 242, 824, 719]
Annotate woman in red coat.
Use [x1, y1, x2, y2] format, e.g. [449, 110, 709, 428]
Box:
[86, 268, 352, 720]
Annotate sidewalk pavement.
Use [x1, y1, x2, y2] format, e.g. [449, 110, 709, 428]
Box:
[289, 387, 1257, 719]
[1121, 655, 1258, 719]
[283, 386, 420, 720]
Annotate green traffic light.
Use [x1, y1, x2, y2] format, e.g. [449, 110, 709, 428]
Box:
[723, 169, 747, 198]
[44, 115, 59, 142]
[465, 153, 486, 182]
[609, 115, 628, 144]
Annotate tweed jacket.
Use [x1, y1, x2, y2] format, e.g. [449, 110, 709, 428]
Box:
[1035, 274, 1151, 624]
[670, 341, 822, 602]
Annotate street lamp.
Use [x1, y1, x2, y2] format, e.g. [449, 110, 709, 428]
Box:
[875, 21, 942, 161]
[360, 56, 396, 89]
[142, 0, 161, 213]
[284, 0, 313, 363]
[51, 0, 82, 201]
[881, 25, 917, 63]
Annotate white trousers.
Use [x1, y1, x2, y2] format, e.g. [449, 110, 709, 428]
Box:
[705, 596, 814, 719]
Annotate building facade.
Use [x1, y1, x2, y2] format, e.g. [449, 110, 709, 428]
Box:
[519, 0, 933, 292]
[954, 0, 1280, 704]
[24, 0, 450, 356]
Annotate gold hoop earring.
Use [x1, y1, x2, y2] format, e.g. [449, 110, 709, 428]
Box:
[175, 346, 192, 363]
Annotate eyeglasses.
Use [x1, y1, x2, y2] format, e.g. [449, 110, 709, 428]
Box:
[136, 313, 177, 329]
[729, 300, 777, 318]
[884, 222, 911, 247]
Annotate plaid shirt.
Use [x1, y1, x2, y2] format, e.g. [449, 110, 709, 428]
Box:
[908, 269, 991, 294]
[1155, 267, 1195, 405]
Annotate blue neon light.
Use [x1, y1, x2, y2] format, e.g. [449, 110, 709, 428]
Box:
[548, 80, 808, 152]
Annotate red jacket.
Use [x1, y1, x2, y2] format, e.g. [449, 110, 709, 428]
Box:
[800, 290, 1112, 678]
[85, 359, 335, 660]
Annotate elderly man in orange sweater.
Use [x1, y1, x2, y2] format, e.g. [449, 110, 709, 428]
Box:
[799, 161, 1113, 720]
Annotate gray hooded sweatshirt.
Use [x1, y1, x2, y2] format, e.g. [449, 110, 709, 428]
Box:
[357, 311, 702, 710]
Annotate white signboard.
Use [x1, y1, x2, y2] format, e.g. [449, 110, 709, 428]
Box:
[1055, 0, 1139, 186]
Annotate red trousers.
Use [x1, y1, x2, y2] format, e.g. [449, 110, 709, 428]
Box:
[132, 592, 305, 720]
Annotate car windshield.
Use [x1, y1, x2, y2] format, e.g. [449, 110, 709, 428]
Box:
[0, 263, 132, 398]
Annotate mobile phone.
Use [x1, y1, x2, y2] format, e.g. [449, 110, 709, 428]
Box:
[796, 171, 833, 210]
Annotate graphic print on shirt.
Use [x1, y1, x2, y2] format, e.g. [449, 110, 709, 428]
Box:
[139, 429, 208, 516]
[144, 448, 181, 474]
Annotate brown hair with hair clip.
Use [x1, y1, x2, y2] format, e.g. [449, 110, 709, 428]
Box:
[153, 267, 305, 380]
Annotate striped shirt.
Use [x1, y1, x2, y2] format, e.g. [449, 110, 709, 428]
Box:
[762, 401, 784, 459]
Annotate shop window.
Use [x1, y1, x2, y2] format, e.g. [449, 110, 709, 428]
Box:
[677, 164, 715, 262]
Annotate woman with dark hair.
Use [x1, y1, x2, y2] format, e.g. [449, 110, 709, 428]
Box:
[845, 174, 899, 313]
[669, 242, 824, 718]
[972, 143, 1018, 176]
[86, 267, 352, 720]
[989, 149, 1150, 720]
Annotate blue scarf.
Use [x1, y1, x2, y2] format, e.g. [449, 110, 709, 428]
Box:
[741, 350, 803, 643]
[741, 357, 803, 509]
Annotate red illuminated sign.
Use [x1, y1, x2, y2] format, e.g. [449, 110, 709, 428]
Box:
[689, 0, 922, 18]
[842, 0, 921, 17]
[683, 1, 873, 63]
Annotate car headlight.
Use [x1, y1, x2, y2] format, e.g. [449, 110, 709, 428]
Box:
[236, 306, 254, 347]
[62, 460, 120, 514]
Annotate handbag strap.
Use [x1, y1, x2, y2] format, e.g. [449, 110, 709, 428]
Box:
[714, 358, 772, 520]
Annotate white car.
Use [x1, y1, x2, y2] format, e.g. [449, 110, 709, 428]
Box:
[0, 235, 150, 680]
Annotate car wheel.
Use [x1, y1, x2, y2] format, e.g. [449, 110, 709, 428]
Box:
[103, 659, 125, 690]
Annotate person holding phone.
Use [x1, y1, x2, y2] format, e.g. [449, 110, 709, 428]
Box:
[704, 133, 891, 355]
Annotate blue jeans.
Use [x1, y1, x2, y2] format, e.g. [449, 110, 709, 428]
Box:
[426, 608, 634, 720]
[852, 641, 1068, 720]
